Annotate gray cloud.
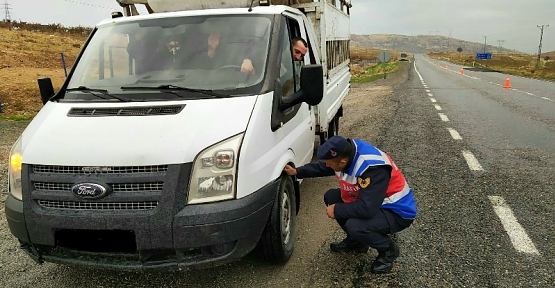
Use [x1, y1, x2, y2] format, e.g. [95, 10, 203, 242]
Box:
[9, 0, 555, 53]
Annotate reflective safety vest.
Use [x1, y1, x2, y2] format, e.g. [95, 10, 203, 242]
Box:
[335, 139, 417, 219]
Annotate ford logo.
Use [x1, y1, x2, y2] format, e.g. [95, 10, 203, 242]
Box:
[71, 183, 108, 199]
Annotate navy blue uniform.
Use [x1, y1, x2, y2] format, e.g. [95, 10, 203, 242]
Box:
[295, 141, 414, 251]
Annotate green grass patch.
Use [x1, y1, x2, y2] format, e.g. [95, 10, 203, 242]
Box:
[351, 61, 406, 84]
[0, 115, 34, 121]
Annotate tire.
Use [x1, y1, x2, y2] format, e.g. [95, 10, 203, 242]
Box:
[256, 174, 297, 263]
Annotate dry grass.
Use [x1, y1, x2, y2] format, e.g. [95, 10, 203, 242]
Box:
[0, 28, 87, 116]
[428, 52, 555, 81]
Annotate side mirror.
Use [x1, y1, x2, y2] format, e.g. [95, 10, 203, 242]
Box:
[37, 77, 55, 105]
[279, 64, 324, 111]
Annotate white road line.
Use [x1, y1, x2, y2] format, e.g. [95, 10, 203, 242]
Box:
[427, 93, 433, 97]
[541, 96, 549, 100]
[414, 61, 424, 81]
[462, 150, 483, 171]
[430, 98, 437, 103]
[434, 104, 442, 110]
[426, 89, 431, 92]
[423, 85, 429, 88]
[525, 92, 534, 96]
[488, 196, 540, 255]
[447, 128, 462, 140]
[438, 113, 449, 122]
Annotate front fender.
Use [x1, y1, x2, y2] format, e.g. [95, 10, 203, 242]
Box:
[271, 148, 296, 181]
[270, 148, 301, 215]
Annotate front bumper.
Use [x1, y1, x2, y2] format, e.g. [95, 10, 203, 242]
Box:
[4, 163, 278, 270]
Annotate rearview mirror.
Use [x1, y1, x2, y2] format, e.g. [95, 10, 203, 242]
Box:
[279, 64, 323, 111]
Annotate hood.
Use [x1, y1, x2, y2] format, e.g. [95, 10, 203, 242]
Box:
[21, 97, 257, 166]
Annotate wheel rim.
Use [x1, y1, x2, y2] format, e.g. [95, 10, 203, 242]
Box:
[281, 191, 291, 245]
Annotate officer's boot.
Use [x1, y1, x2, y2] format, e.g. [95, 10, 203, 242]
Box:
[330, 237, 369, 253]
[370, 241, 400, 274]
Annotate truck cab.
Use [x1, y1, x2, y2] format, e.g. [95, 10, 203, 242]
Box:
[5, 0, 351, 270]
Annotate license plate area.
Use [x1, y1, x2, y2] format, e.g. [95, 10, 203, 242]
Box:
[55, 229, 137, 253]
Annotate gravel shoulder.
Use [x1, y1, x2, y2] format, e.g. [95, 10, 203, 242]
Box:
[0, 63, 411, 287]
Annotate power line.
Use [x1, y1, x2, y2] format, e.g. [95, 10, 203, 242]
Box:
[3, 0, 11, 22]
[498, 39, 505, 50]
[536, 24, 549, 69]
[59, 0, 114, 10]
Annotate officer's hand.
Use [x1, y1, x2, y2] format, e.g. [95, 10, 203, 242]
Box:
[326, 204, 335, 219]
[283, 165, 297, 176]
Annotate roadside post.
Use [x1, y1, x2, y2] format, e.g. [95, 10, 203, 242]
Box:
[378, 50, 391, 79]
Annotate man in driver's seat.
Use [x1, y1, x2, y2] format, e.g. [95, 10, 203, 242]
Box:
[183, 30, 258, 75]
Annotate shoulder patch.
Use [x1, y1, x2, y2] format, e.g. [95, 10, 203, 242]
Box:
[357, 177, 371, 188]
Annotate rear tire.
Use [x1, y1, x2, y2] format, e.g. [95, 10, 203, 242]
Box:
[256, 175, 297, 263]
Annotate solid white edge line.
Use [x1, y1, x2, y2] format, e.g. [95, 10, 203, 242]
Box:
[447, 128, 462, 140]
[462, 150, 483, 171]
[488, 196, 540, 255]
[438, 113, 449, 122]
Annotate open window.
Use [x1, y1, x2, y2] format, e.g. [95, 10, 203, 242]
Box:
[271, 16, 304, 131]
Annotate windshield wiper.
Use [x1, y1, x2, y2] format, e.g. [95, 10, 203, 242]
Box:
[66, 86, 136, 102]
[120, 85, 230, 98]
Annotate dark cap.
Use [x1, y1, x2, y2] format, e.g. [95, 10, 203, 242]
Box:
[317, 136, 349, 160]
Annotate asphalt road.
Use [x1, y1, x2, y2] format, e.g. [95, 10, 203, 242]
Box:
[2, 59, 554, 287]
[388, 56, 555, 287]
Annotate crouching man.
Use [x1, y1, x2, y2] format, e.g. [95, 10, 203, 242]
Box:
[284, 136, 417, 274]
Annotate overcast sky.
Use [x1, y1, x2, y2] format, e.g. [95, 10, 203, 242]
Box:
[7, 0, 554, 54]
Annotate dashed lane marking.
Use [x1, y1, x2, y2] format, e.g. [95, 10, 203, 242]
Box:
[438, 113, 449, 122]
[447, 128, 462, 140]
[462, 150, 484, 171]
[488, 196, 540, 255]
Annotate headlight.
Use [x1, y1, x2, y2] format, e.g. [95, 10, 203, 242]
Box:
[188, 134, 243, 204]
[8, 136, 23, 201]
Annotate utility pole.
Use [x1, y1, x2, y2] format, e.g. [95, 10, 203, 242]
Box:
[482, 35, 488, 53]
[498, 40, 505, 51]
[448, 29, 452, 49]
[536, 24, 549, 69]
[2, 0, 11, 22]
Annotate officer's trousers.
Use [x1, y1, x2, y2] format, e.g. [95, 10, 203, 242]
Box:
[324, 188, 413, 251]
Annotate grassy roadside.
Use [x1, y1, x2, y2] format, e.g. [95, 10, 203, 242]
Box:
[351, 61, 407, 84]
[427, 52, 555, 82]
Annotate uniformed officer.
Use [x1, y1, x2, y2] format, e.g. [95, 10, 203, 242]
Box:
[283, 135, 417, 274]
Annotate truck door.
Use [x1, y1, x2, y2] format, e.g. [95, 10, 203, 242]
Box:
[271, 15, 315, 166]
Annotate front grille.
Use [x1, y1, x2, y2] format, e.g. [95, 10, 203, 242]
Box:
[37, 200, 158, 210]
[67, 105, 185, 117]
[33, 165, 168, 174]
[34, 182, 164, 192]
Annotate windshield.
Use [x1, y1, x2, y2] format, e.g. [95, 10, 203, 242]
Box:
[66, 15, 272, 101]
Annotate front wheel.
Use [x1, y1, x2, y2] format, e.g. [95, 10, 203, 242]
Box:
[256, 175, 297, 263]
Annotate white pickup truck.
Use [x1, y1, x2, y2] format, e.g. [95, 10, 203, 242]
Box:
[5, 0, 351, 270]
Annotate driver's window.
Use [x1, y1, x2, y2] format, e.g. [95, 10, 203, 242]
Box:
[279, 29, 295, 98]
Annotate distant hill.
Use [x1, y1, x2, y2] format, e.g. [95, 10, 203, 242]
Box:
[541, 50, 555, 59]
[351, 34, 526, 55]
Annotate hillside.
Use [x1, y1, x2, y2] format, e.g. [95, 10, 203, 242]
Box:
[0, 28, 87, 116]
[351, 34, 525, 55]
[541, 50, 555, 59]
